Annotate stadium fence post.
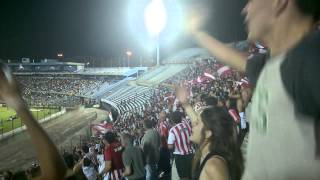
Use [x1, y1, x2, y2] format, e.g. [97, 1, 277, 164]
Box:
[11, 118, 14, 137]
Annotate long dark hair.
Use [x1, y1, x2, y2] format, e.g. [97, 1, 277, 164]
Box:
[192, 107, 244, 180]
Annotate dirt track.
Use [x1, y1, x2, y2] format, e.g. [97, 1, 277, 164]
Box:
[0, 108, 108, 171]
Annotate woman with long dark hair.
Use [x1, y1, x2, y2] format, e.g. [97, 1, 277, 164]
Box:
[191, 106, 244, 180]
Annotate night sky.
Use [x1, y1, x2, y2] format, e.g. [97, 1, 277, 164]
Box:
[0, 0, 247, 63]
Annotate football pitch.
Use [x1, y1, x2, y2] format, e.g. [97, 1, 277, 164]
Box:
[0, 106, 60, 134]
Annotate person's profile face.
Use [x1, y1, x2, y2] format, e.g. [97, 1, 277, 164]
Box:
[242, 0, 274, 42]
[190, 117, 204, 144]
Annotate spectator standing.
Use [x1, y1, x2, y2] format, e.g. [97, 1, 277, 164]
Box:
[141, 119, 161, 180]
[191, 107, 243, 180]
[157, 111, 171, 179]
[121, 133, 146, 180]
[168, 111, 194, 180]
[102, 132, 124, 180]
[189, 0, 320, 179]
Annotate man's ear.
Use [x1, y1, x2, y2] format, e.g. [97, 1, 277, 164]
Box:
[274, 0, 289, 17]
[205, 130, 212, 139]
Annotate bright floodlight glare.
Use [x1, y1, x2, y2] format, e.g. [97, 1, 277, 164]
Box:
[126, 51, 133, 56]
[144, 0, 167, 37]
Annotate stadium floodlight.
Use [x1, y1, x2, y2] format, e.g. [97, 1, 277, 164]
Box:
[144, 0, 167, 37]
[126, 51, 133, 57]
[126, 51, 133, 67]
[127, 0, 185, 65]
[144, 0, 167, 66]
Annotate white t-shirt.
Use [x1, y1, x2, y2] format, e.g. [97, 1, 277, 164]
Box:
[243, 54, 320, 180]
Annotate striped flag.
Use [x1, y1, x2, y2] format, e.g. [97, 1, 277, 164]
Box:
[217, 65, 232, 77]
[91, 123, 113, 135]
[204, 72, 216, 80]
[197, 76, 202, 83]
[236, 78, 251, 88]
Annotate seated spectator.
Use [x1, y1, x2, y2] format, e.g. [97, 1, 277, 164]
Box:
[96, 148, 106, 176]
[63, 152, 86, 180]
[82, 157, 98, 180]
[82, 145, 98, 169]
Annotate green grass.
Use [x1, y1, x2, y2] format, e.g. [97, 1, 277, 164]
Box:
[0, 107, 60, 134]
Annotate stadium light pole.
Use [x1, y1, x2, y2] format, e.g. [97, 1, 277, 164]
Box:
[144, 0, 167, 66]
[126, 51, 132, 67]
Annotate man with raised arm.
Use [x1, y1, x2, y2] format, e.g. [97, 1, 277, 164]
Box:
[187, 0, 320, 179]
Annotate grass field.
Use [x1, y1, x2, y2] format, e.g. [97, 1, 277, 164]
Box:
[0, 106, 60, 134]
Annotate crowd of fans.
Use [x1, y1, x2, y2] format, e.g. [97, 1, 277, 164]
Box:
[18, 76, 107, 95]
[1, 0, 319, 179]
[1, 56, 251, 180]
[39, 57, 249, 180]
[15, 76, 108, 107]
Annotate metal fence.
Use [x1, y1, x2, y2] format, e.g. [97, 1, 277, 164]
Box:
[58, 112, 98, 154]
[0, 106, 63, 138]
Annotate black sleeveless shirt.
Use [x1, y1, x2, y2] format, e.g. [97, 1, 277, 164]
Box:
[193, 152, 230, 180]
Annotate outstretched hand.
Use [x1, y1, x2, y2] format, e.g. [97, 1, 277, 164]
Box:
[175, 85, 189, 105]
[185, 6, 208, 34]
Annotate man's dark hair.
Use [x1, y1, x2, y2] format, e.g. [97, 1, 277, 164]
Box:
[171, 111, 182, 124]
[204, 96, 218, 106]
[295, 0, 320, 21]
[121, 133, 134, 146]
[63, 153, 75, 169]
[83, 157, 91, 167]
[143, 119, 153, 129]
[81, 145, 89, 154]
[103, 131, 116, 144]
[12, 171, 28, 179]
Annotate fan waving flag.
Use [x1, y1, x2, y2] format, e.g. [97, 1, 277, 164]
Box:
[217, 65, 232, 77]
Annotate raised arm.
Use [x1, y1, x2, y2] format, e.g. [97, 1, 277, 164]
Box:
[0, 64, 66, 180]
[175, 86, 198, 122]
[193, 31, 248, 72]
[187, 10, 248, 72]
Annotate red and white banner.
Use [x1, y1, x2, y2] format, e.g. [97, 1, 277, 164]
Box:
[204, 72, 216, 80]
[217, 66, 232, 77]
[92, 122, 113, 135]
[197, 76, 203, 83]
[236, 78, 251, 88]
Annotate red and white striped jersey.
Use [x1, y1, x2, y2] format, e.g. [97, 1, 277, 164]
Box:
[182, 118, 191, 129]
[168, 122, 194, 155]
[157, 121, 169, 138]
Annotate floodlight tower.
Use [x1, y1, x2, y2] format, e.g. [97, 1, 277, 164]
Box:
[126, 50, 132, 67]
[144, 0, 167, 66]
